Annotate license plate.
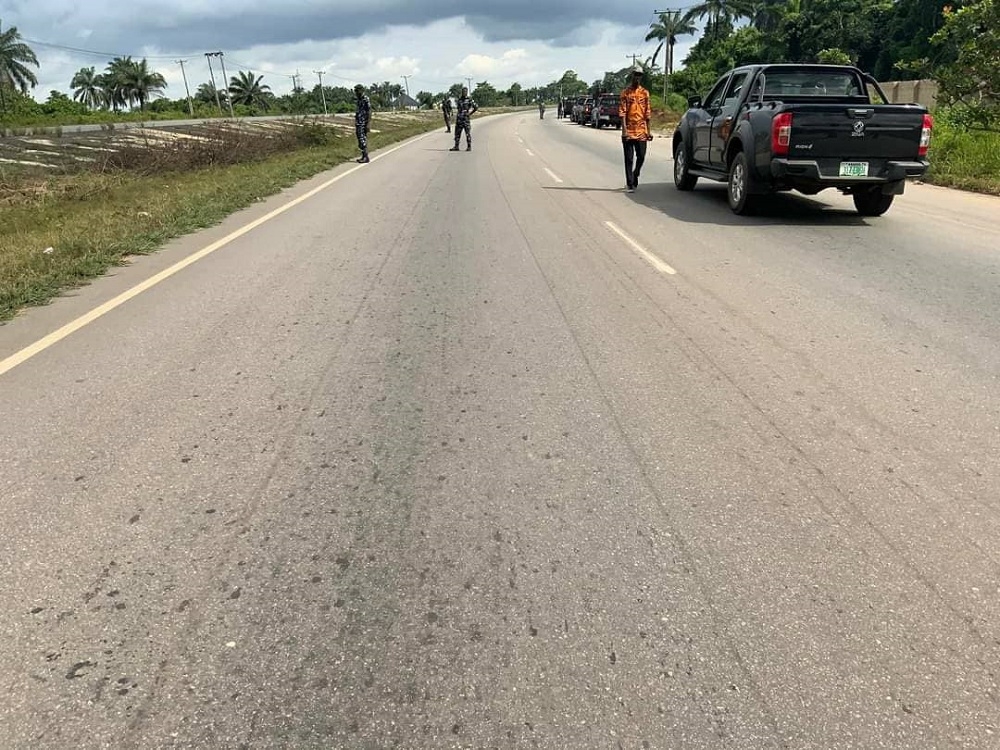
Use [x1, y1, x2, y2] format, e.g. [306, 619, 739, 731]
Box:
[839, 161, 869, 177]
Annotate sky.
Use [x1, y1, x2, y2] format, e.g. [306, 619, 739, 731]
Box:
[3, 0, 703, 101]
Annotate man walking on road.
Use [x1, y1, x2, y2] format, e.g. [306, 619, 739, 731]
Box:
[442, 95, 453, 133]
[354, 84, 371, 164]
[619, 66, 652, 192]
[450, 87, 478, 152]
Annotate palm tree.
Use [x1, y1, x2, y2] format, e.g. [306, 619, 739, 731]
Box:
[228, 70, 271, 110]
[646, 10, 698, 75]
[744, 0, 785, 32]
[71, 66, 104, 110]
[196, 81, 218, 103]
[0, 19, 39, 113]
[119, 58, 166, 111]
[102, 56, 133, 111]
[690, 0, 751, 41]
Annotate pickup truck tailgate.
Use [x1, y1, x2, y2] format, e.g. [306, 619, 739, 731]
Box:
[787, 105, 925, 160]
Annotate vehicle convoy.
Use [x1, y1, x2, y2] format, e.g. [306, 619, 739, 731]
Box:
[671, 64, 933, 216]
[591, 94, 621, 129]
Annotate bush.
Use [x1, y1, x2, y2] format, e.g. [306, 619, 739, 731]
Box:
[926, 109, 1000, 193]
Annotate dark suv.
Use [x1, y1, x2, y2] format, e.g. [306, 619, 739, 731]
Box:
[591, 94, 620, 128]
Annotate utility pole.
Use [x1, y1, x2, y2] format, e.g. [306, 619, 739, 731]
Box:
[315, 70, 328, 115]
[626, 53, 640, 67]
[204, 52, 223, 116]
[177, 59, 194, 116]
[653, 9, 672, 103]
[217, 52, 235, 117]
[466, 77, 473, 93]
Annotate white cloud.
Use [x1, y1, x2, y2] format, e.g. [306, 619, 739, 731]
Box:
[14, 12, 705, 101]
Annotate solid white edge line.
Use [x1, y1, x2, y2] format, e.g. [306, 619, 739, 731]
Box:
[604, 221, 677, 276]
[0, 131, 435, 378]
[544, 168, 563, 184]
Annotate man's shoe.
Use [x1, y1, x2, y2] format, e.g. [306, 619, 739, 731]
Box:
[356, 156, 370, 163]
[450, 145, 460, 151]
[466, 145, 472, 151]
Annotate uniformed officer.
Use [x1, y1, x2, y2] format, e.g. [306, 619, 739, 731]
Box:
[354, 84, 371, 164]
[450, 87, 478, 152]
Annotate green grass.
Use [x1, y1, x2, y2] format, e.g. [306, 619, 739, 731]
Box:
[925, 119, 1000, 195]
[0, 114, 445, 322]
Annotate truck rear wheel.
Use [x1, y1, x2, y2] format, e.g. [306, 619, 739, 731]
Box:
[727, 151, 756, 215]
[853, 188, 895, 217]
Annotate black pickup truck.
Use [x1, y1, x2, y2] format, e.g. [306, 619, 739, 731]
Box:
[671, 64, 933, 216]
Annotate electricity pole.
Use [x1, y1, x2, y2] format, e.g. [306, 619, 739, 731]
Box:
[217, 52, 235, 117]
[177, 59, 194, 116]
[315, 70, 328, 115]
[466, 77, 473, 93]
[204, 52, 223, 116]
[653, 9, 672, 103]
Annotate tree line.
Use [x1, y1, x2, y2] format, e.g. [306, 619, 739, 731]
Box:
[3, 2, 996, 128]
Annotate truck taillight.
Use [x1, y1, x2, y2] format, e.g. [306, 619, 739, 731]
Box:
[772, 112, 793, 156]
[919, 113, 933, 156]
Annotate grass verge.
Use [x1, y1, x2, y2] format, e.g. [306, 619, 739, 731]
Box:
[0, 113, 454, 323]
[925, 119, 1000, 195]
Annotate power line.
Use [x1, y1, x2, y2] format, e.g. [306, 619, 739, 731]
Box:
[21, 38, 186, 60]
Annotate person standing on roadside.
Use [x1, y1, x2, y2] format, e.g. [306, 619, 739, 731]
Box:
[538, 98, 545, 119]
[619, 66, 652, 192]
[450, 87, 478, 152]
[442, 95, 453, 133]
[354, 84, 371, 164]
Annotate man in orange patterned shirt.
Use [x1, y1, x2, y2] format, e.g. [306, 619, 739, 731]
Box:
[618, 66, 652, 192]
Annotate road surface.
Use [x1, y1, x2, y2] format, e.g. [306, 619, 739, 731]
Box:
[2, 112, 999, 749]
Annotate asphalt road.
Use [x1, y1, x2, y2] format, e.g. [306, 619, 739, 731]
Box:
[2, 112, 1000, 749]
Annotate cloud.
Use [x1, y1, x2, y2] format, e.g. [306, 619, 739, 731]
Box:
[8, 6, 705, 100]
[455, 49, 531, 78]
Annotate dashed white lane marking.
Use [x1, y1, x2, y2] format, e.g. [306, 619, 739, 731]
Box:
[525, 148, 535, 157]
[544, 168, 564, 184]
[604, 221, 677, 276]
[0, 133, 432, 378]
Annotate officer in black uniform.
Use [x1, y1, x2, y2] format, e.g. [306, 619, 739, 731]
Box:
[450, 87, 478, 152]
[354, 84, 371, 163]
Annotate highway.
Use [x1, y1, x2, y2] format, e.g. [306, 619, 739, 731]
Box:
[2, 111, 999, 749]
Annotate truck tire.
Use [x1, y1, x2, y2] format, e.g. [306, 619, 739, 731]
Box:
[727, 151, 756, 215]
[673, 141, 698, 191]
[853, 188, 895, 216]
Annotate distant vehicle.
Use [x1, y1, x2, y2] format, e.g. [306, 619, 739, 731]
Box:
[571, 96, 588, 123]
[578, 97, 595, 125]
[671, 64, 932, 216]
[591, 94, 621, 129]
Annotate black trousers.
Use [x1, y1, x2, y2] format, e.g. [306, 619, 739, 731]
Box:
[623, 138, 648, 188]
